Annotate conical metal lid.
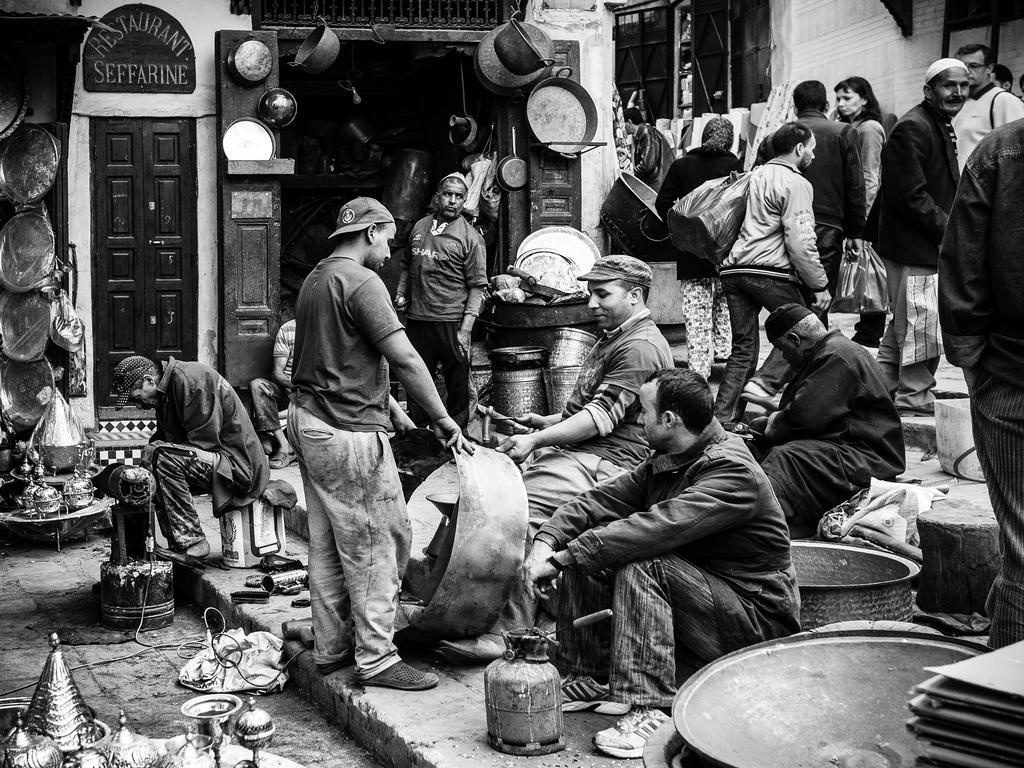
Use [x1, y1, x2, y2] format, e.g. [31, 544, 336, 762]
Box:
[25, 633, 100, 751]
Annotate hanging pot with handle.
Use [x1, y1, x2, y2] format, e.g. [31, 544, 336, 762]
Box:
[599, 171, 676, 262]
[474, 25, 553, 96]
[494, 18, 554, 76]
[289, 23, 340, 75]
[227, 39, 273, 87]
[496, 127, 528, 192]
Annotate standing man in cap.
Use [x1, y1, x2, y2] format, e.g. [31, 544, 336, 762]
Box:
[438, 255, 674, 663]
[940, 119, 1024, 648]
[876, 59, 969, 417]
[747, 305, 905, 537]
[716, 122, 830, 427]
[395, 172, 488, 429]
[111, 355, 270, 562]
[289, 196, 472, 690]
[953, 44, 1024, 171]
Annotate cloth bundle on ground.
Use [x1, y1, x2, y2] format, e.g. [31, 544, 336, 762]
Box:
[832, 241, 889, 314]
[178, 627, 287, 694]
[666, 171, 750, 266]
[818, 478, 947, 545]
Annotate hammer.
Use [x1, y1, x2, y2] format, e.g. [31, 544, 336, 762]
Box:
[477, 404, 531, 446]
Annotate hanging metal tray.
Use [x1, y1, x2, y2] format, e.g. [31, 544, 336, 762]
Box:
[0, 357, 55, 432]
[0, 209, 56, 292]
[0, 52, 29, 142]
[0, 125, 60, 205]
[0, 291, 52, 362]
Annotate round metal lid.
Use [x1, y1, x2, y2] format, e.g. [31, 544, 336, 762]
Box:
[231, 39, 273, 85]
[516, 226, 599, 276]
[672, 630, 986, 768]
[0, 209, 56, 292]
[0, 125, 60, 205]
[0, 51, 29, 142]
[0, 358, 55, 432]
[222, 118, 275, 161]
[0, 290, 51, 362]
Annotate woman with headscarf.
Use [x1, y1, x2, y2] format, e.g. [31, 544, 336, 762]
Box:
[655, 116, 743, 379]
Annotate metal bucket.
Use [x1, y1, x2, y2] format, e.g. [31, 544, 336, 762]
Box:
[492, 369, 547, 422]
[543, 366, 581, 416]
[547, 328, 596, 368]
[489, 346, 547, 370]
[599, 172, 677, 262]
[383, 148, 436, 221]
[791, 541, 921, 629]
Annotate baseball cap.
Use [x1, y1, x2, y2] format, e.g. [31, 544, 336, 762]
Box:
[329, 197, 396, 239]
[765, 303, 814, 342]
[578, 254, 653, 289]
[112, 356, 158, 409]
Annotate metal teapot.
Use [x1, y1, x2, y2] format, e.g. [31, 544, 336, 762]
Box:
[32, 485, 62, 518]
[63, 445, 94, 511]
[2, 712, 64, 768]
[98, 711, 159, 768]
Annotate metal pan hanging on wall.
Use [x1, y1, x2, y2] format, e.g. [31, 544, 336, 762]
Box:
[526, 77, 599, 156]
[0, 209, 56, 292]
[0, 290, 52, 362]
[222, 118, 276, 161]
[0, 51, 29, 142]
[228, 39, 274, 87]
[0, 125, 60, 205]
[474, 24, 552, 96]
[0, 357, 54, 432]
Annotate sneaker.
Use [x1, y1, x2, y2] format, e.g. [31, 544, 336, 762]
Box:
[739, 381, 782, 412]
[561, 675, 629, 715]
[357, 661, 439, 691]
[593, 707, 670, 759]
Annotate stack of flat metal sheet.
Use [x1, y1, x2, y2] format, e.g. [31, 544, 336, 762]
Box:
[909, 641, 1024, 768]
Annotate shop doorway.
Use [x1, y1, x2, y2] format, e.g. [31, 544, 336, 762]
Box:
[91, 117, 198, 408]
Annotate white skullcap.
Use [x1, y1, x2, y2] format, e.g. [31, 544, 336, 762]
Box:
[925, 58, 968, 84]
[439, 171, 469, 189]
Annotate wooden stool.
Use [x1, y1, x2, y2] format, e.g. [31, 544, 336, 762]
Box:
[916, 501, 1001, 614]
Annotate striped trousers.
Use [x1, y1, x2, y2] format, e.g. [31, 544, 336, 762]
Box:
[972, 373, 1024, 648]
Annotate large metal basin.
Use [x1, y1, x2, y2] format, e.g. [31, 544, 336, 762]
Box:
[672, 630, 985, 768]
[792, 541, 920, 629]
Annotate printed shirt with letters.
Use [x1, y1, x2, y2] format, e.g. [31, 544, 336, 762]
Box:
[404, 214, 488, 322]
[561, 309, 674, 471]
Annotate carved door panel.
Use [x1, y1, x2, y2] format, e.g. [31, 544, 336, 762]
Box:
[91, 118, 198, 406]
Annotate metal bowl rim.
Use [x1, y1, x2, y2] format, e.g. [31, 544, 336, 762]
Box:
[791, 540, 921, 590]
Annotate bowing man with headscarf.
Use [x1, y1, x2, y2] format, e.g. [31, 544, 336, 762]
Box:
[655, 117, 743, 380]
[396, 172, 488, 428]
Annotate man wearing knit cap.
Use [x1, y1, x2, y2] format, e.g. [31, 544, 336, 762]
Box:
[748, 305, 905, 537]
[395, 172, 487, 429]
[289, 196, 472, 691]
[438, 254, 674, 663]
[875, 59, 969, 416]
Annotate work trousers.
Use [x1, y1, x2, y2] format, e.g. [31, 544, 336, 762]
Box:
[151, 444, 217, 551]
[680, 278, 731, 380]
[557, 556, 726, 709]
[495, 447, 623, 635]
[405, 319, 475, 429]
[877, 261, 939, 410]
[288, 403, 410, 676]
[716, 274, 808, 425]
[249, 378, 291, 434]
[972, 374, 1024, 648]
[815, 224, 843, 328]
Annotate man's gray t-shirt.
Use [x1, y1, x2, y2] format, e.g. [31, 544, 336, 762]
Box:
[404, 215, 487, 322]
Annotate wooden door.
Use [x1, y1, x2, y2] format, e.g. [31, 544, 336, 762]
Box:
[91, 118, 198, 407]
[692, 0, 729, 115]
[730, 0, 771, 108]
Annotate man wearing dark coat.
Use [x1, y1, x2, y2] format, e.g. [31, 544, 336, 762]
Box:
[112, 355, 270, 560]
[749, 305, 906, 538]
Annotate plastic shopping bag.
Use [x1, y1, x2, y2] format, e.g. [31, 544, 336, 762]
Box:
[666, 171, 751, 266]
[833, 242, 889, 314]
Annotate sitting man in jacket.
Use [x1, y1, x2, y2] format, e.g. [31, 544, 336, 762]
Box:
[112, 356, 270, 561]
[437, 255, 674, 663]
[748, 305, 906, 538]
[524, 367, 800, 759]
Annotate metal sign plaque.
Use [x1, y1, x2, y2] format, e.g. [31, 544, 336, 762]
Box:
[83, 4, 196, 93]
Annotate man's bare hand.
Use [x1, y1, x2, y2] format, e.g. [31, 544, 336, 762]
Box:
[496, 433, 537, 463]
[456, 329, 472, 359]
[523, 541, 557, 601]
[514, 412, 549, 430]
[140, 440, 169, 468]
[394, 294, 408, 311]
[390, 407, 416, 435]
[812, 289, 832, 311]
[434, 416, 475, 455]
[253, 379, 275, 397]
[845, 237, 864, 257]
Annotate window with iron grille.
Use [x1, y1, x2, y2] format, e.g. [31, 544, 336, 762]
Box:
[260, 0, 504, 29]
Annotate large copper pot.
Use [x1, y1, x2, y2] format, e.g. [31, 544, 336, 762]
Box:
[382, 149, 436, 221]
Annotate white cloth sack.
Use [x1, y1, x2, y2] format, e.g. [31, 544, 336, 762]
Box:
[179, 628, 287, 694]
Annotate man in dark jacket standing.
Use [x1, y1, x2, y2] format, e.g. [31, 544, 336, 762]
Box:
[625, 107, 672, 189]
[793, 80, 867, 323]
[749, 305, 905, 538]
[112, 356, 270, 560]
[876, 59, 969, 416]
[939, 118, 1024, 648]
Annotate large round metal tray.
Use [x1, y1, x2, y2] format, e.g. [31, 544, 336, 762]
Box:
[0, 209, 55, 291]
[0, 290, 51, 361]
[515, 249, 582, 294]
[0, 358, 54, 431]
[516, 226, 599, 277]
[526, 77, 598, 155]
[0, 125, 59, 204]
[0, 52, 29, 142]
[672, 630, 986, 768]
[222, 118, 275, 161]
